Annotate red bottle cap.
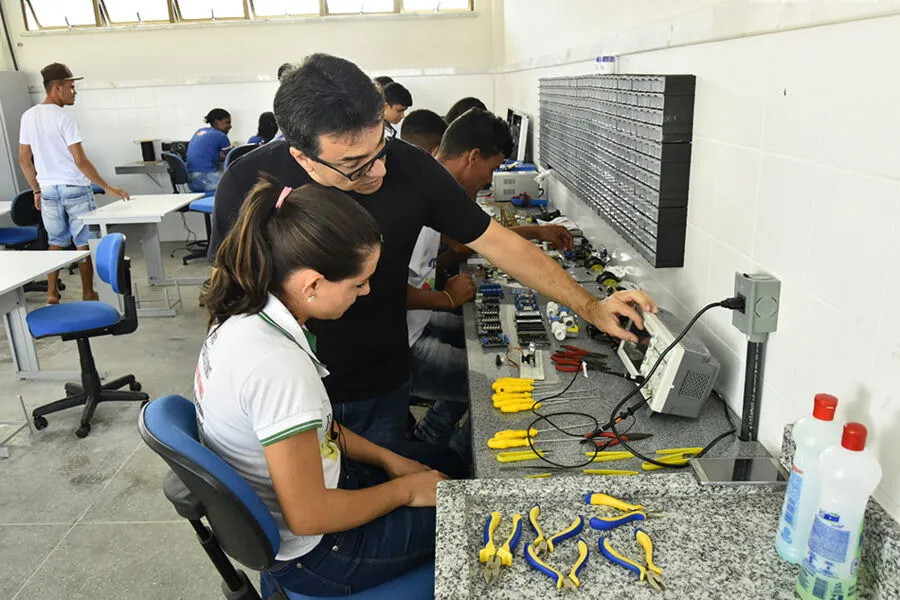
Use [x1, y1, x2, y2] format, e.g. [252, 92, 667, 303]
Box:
[812, 394, 839, 421]
[841, 422, 868, 452]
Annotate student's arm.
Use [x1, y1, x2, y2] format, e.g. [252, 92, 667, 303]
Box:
[467, 221, 657, 342]
[264, 431, 445, 536]
[406, 274, 474, 310]
[18, 144, 41, 210]
[334, 422, 431, 479]
[511, 224, 575, 251]
[68, 143, 130, 200]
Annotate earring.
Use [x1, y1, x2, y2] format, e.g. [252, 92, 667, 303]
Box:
[307, 296, 315, 303]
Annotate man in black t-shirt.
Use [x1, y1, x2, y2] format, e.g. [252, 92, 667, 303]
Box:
[209, 53, 657, 447]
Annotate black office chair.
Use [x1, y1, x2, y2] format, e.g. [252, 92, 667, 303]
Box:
[224, 144, 259, 169]
[162, 151, 215, 265]
[27, 233, 149, 438]
[7, 190, 66, 294]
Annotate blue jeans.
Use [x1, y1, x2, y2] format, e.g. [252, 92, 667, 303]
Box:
[263, 442, 463, 597]
[411, 313, 470, 456]
[40, 185, 96, 247]
[332, 382, 412, 447]
[189, 171, 220, 192]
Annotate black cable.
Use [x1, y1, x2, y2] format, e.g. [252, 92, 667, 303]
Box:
[608, 300, 739, 469]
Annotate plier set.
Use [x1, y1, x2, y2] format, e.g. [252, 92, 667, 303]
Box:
[477, 493, 668, 593]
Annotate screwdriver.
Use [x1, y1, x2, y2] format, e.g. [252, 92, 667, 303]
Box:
[493, 425, 589, 439]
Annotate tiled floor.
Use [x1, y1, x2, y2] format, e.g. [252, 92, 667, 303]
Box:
[0, 234, 226, 599]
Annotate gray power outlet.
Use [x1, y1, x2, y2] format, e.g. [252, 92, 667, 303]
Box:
[732, 273, 781, 342]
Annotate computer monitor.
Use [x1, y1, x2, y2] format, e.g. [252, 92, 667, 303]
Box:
[506, 109, 531, 164]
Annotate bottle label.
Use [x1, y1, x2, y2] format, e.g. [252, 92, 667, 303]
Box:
[805, 513, 851, 574]
[782, 469, 805, 531]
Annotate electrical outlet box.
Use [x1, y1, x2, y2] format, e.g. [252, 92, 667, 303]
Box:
[732, 273, 781, 341]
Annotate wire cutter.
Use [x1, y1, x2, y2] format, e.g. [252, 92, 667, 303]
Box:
[526, 538, 590, 591]
[586, 432, 653, 449]
[586, 492, 664, 531]
[551, 346, 610, 372]
[598, 529, 666, 592]
[479, 512, 523, 585]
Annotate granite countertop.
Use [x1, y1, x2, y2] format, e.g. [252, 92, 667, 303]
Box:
[462, 278, 768, 479]
[434, 474, 897, 599]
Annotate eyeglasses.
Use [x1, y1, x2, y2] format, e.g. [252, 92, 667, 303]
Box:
[309, 127, 394, 182]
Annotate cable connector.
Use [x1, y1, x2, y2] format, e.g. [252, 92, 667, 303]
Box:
[719, 296, 746, 311]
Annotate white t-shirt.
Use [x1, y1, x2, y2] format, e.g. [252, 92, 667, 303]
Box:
[407, 226, 442, 346]
[194, 294, 340, 561]
[19, 104, 90, 188]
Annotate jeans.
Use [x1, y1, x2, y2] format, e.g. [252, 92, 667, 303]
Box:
[263, 442, 463, 597]
[411, 313, 470, 457]
[332, 382, 412, 447]
[40, 185, 96, 247]
[189, 171, 220, 192]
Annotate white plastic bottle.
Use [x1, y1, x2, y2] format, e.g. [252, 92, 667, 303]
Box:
[775, 393, 841, 563]
[796, 423, 882, 600]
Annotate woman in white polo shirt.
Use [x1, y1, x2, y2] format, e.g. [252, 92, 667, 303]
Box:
[196, 177, 462, 596]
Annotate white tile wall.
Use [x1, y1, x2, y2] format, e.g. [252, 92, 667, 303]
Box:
[495, 13, 900, 519]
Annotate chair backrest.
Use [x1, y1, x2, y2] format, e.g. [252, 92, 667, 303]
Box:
[139, 394, 280, 571]
[95, 233, 130, 294]
[161, 151, 190, 191]
[10, 190, 40, 227]
[224, 144, 259, 170]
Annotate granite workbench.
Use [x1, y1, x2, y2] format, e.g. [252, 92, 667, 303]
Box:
[462, 277, 769, 479]
[434, 473, 899, 599]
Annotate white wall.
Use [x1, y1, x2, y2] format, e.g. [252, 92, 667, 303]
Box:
[495, 0, 900, 520]
[3, 0, 495, 239]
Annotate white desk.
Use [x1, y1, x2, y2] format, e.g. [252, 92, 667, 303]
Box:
[0, 201, 10, 218]
[0, 250, 90, 380]
[81, 193, 204, 317]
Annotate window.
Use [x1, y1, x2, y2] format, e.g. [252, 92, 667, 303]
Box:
[101, 0, 169, 24]
[22, 0, 474, 30]
[402, 0, 470, 11]
[177, 0, 246, 20]
[251, 0, 320, 17]
[326, 0, 394, 14]
[24, 0, 97, 29]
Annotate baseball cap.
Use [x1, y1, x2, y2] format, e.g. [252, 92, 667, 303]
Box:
[41, 63, 83, 84]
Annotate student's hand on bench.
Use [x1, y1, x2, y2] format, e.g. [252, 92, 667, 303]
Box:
[382, 453, 430, 480]
[445, 273, 475, 308]
[536, 224, 575, 251]
[106, 186, 131, 201]
[402, 469, 449, 508]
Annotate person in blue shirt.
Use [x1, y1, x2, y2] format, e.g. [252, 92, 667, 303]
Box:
[248, 111, 278, 145]
[186, 108, 232, 192]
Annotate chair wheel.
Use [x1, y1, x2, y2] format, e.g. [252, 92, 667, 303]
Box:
[130, 382, 142, 392]
[33, 415, 48, 430]
[65, 383, 80, 396]
[76, 424, 91, 438]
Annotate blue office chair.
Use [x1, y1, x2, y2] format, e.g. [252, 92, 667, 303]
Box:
[28, 233, 149, 438]
[139, 394, 436, 600]
[161, 151, 216, 265]
[224, 143, 259, 170]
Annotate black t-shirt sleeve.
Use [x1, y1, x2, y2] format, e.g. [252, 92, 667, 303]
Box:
[207, 165, 244, 264]
[419, 153, 492, 244]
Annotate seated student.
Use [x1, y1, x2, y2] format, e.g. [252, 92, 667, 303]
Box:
[382, 82, 412, 131]
[399, 109, 447, 156]
[402, 109, 574, 453]
[248, 111, 278, 145]
[197, 177, 464, 596]
[373, 75, 394, 89]
[445, 96, 487, 124]
[186, 108, 232, 192]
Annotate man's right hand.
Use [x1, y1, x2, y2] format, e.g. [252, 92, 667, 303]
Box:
[402, 469, 449, 507]
[444, 273, 475, 307]
[33, 193, 41, 211]
[106, 186, 131, 201]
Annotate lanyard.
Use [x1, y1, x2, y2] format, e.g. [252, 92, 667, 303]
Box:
[257, 311, 326, 369]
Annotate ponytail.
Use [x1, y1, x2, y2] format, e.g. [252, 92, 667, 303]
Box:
[201, 175, 381, 328]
